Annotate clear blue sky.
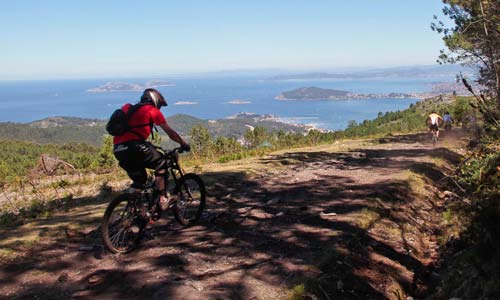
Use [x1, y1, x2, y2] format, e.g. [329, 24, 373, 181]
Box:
[1, 1, 448, 80]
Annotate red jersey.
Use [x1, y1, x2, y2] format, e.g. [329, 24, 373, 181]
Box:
[113, 103, 167, 144]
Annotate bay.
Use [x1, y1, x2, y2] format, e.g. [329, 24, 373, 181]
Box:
[0, 75, 447, 130]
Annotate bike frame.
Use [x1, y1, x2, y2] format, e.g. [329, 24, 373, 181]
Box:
[162, 150, 185, 198]
[135, 148, 186, 212]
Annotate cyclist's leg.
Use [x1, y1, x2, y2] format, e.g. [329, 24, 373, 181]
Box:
[141, 143, 166, 188]
[126, 167, 147, 189]
[114, 143, 147, 189]
[430, 124, 439, 137]
[141, 143, 169, 207]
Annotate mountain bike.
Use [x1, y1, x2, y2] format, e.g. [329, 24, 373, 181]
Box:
[101, 147, 206, 253]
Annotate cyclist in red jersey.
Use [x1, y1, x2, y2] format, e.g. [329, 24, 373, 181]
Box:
[113, 88, 190, 209]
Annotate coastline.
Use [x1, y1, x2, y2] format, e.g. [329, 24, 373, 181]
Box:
[275, 94, 424, 101]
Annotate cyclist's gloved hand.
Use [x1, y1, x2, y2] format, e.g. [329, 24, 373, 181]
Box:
[180, 143, 191, 152]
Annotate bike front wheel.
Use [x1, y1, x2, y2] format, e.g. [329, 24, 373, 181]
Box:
[101, 194, 146, 253]
[172, 173, 206, 226]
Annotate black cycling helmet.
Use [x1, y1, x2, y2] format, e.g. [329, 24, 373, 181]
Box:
[445, 111, 450, 114]
[140, 88, 167, 108]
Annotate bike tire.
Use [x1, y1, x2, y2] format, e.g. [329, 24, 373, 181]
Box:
[432, 134, 438, 147]
[101, 194, 145, 253]
[172, 173, 206, 226]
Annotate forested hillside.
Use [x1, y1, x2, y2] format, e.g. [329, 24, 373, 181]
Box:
[0, 113, 308, 146]
[0, 120, 107, 146]
[0, 140, 101, 184]
[343, 95, 473, 137]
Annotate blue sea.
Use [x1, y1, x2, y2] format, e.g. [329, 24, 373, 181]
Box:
[0, 75, 448, 130]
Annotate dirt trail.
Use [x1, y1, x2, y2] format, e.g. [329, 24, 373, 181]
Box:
[0, 130, 468, 300]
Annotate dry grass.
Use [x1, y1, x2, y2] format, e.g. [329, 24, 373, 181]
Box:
[356, 208, 381, 230]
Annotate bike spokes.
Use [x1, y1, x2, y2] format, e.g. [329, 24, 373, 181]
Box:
[102, 195, 145, 253]
[173, 173, 206, 226]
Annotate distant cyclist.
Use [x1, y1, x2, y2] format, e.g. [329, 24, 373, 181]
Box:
[112, 88, 190, 210]
[426, 111, 443, 138]
[443, 111, 454, 131]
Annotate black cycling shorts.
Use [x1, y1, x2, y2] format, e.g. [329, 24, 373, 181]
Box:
[113, 141, 165, 188]
[429, 124, 439, 131]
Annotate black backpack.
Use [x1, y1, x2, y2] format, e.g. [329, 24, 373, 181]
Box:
[106, 103, 154, 138]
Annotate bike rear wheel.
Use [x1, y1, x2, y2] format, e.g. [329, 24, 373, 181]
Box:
[172, 173, 206, 226]
[101, 194, 146, 253]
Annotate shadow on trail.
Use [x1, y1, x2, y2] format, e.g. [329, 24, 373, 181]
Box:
[0, 137, 459, 299]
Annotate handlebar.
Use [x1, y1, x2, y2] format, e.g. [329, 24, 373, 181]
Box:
[153, 145, 190, 156]
[169, 147, 187, 155]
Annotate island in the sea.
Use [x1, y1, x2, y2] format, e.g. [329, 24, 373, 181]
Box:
[174, 101, 198, 105]
[227, 99, 252, 104]
[87, 79, 175, 93]
[276, 87, 415, 100]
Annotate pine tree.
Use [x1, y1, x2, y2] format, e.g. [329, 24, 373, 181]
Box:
[94, 135, 116, 170]
[190, 124, 213, 157]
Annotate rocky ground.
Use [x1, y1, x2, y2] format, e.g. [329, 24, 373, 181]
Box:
[0, 129, 468, 300]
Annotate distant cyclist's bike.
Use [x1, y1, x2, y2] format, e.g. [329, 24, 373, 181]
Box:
[444, 121, 452, 132]
[101, 147, 206, 253]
